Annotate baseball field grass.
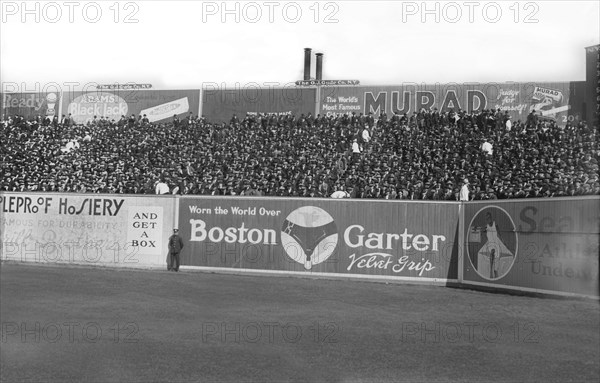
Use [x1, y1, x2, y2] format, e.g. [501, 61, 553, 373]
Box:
[1, 262, 599, 383]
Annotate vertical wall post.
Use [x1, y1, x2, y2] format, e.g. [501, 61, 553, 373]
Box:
[458, 202, 465, 283]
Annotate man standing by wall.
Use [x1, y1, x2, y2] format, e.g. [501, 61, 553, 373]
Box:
[167, 228, 184, 272]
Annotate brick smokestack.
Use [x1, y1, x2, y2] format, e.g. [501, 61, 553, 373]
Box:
[303, 48, 312, 81]
[315, 53, 323, 80]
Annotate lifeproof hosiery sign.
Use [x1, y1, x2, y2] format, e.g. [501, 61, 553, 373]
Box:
[462, 197, 600, 297]
[178, 197, 459, 281]
[0, 192, 175, 268]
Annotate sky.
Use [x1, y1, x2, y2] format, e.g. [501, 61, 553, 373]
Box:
[1, 0, 598, 92]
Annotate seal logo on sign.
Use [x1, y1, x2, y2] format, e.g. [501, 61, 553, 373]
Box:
[281, 206, 338, 270]
[466, 206, 518, 281]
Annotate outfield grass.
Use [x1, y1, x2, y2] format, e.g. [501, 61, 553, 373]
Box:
[1, 262, 599, 383]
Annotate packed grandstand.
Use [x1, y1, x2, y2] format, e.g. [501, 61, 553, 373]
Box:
[1, 109, 598, 199]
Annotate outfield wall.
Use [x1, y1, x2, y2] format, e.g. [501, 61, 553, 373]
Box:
[1, 192, 598, 298]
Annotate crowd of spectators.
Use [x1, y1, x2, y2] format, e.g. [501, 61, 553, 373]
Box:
[1, 108, 598, 200]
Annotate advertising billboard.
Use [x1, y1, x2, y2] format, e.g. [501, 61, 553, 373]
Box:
[585, 44, 599, 126]
[202, 86, 317, 124]
[462, 197, 600, 297]
[60, 89, 201, 124]
[1, 92, 60, 120]
[178, 197, 459, 282]
[318, 82, 578, 124]
[0, 192, 176, 268]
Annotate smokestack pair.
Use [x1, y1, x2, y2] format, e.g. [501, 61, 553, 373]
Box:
[303, 48, 323, 81]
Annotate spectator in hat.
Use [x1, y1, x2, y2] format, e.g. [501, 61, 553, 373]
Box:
[352, 138, 361, 157]
[481, 139, 493, 156]
[460, 178, 470, 201]
[331, 185, 350, 198]
[361, 126, 371, 143]
[155, 179, 169, 195]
